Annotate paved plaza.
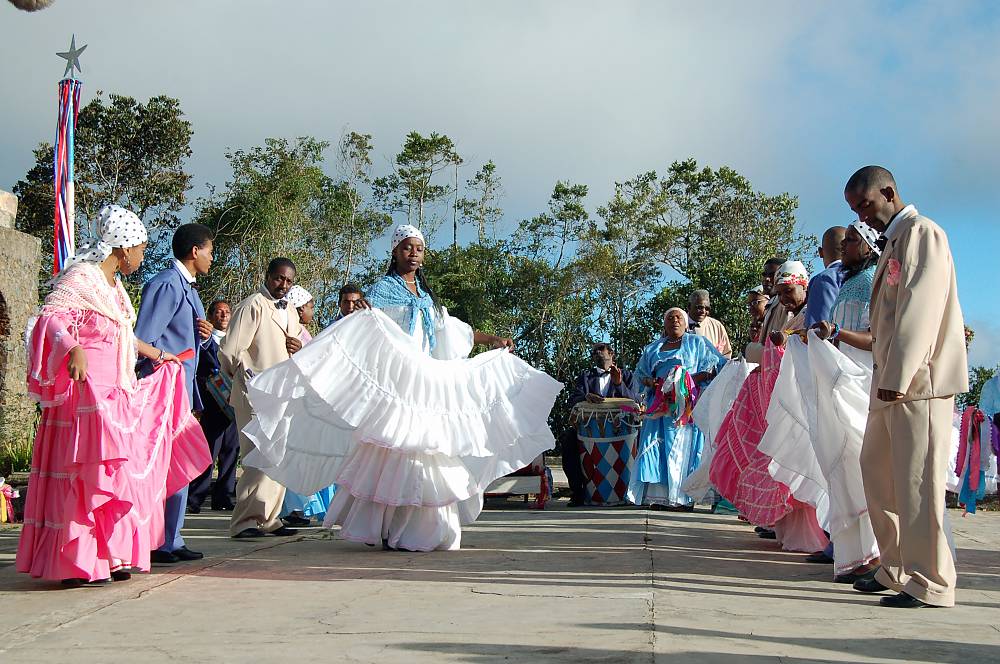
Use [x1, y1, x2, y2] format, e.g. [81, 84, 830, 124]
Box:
[1, 504, 998, 663]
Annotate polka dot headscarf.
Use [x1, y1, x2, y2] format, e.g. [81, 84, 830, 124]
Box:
[283, 285, 313, 309]
[64, 204, 148, 269]
[390, 224, 425, 254]
[850, 221, 882, 255]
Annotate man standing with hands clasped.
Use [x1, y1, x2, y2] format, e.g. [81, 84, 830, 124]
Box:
[134, 223, 217, 564]
[845, 166, 968, 609]
[221, 258, 303, 539]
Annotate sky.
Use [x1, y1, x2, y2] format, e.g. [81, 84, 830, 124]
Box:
[1, 0, 998, 367]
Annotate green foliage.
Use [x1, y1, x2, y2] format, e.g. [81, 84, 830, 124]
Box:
[0, 409, 39, 476]
[958, 365, 999, 411]
[458, 161, 503, 243]
[372, 131, 461, 240]
[13, 92, 193, 285]
[194, 136, 392, 328]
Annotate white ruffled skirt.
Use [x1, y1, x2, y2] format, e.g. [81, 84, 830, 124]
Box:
[241, 308, 562, 551]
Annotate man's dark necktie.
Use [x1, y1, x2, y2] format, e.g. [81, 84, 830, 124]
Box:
[876, 236, 888, 253]
[275, 300, 287, 309]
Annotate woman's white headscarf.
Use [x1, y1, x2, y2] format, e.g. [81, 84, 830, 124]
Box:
[664, 306, 690, 328]
[284, 285, 313, 309]
[850, 221, 882, 255]
[63, 204, 148, 271]
[390, 224, 425, 253]
[775, 260, 809, 288]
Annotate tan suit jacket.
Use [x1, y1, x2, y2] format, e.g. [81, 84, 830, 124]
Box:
[693, 316, 732, 358]
[220, 289, 303, 415]
[869, 211, 968, 410]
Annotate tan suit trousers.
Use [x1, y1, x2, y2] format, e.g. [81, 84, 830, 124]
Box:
[860, 396, 956, 607]
[229, 395, 287, 536]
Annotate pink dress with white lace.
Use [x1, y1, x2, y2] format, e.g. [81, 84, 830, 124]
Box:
[710, 340, 827, 552]
[16, 264, 211, 582]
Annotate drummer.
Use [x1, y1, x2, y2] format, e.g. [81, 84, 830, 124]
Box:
[559, 342, 639, 507]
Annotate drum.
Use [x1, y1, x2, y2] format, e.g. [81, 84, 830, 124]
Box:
[572, 398, 640, 505]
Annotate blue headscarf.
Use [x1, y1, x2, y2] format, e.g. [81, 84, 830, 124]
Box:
[366, 274, 437, 350]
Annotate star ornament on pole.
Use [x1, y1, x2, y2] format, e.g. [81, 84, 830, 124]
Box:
[56, 34, 87, 79]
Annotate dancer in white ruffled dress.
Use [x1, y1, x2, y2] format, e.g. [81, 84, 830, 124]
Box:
[759, 222, 882, 580]
[241, 225, 562, 551]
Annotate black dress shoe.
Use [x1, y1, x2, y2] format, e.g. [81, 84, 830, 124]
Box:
[233, 527, 267, 539]
[187, 504, 201, 514]
[111, 570, 131, 582]
[567, 498, 586, 507]
[805, 551, 835, 564]
[754, 526, 767, 534]
[880, 591, 938, 608]
[268, 526, 298, 536]
[757, 529, 776, 539]
[62, 577, 111, 587]
[834, 567, 875, 584]
[172, 546, 204, 561]
[282, 514, 311, 527]
[853, 576, 890, 593]
[150, 550, 180, 564]
[211, 502, 236, 511]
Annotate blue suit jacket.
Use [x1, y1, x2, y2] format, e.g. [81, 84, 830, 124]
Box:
[134, 263, 206, 411]
[804, 261, 846, 328]
[568, 367, 639, 408]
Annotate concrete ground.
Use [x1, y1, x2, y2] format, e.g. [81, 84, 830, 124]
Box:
[1, 503, 998, 663]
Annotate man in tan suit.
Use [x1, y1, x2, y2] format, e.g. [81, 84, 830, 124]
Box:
[221, 257, 304, 538]
[845, 166, 968, 608]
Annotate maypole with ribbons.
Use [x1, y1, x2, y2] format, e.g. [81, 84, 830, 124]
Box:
[53, 34, 86, 275]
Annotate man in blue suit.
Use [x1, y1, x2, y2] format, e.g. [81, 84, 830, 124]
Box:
[134, 223, 216, 564]
[558, 343, 639, 507]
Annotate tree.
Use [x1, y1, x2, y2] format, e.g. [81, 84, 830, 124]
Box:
[580, 172, 663, 359]
[633, 160, 812, 354]
[13, 92, 193, 284]
[458, 160, 503, 243]
[194, 137, 330, 314]
[334, 131, 385, 279]
[372, 131, 461, 239]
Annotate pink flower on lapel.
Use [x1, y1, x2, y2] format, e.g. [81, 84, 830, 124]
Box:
[886, 258, 902, 286]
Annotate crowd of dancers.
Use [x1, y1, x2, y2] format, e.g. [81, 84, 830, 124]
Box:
[12, 164, 996, 610]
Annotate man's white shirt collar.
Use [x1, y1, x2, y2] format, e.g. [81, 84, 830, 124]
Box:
[172, 258, 196, 284]
[884, 204, 917, 241]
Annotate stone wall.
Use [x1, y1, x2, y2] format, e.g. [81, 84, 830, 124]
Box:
[0, 190, 41, 470]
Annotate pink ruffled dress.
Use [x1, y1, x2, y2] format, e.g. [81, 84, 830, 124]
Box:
[16, 264, 211, 582]
[710, 341, 827, 552]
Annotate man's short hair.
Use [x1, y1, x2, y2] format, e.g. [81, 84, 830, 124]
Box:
[689, 289, 710, 304]
[339, 282, 363, 301]
[207, 299, 229, 316]
[764, 257, 787, 268]
[172, 223, 214, 260]
[591, 342, 614, 354]
[845, 165, 896, 194]
[267, 257, 296, 275]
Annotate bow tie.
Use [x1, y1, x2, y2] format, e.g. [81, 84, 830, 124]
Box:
[689, 321, 700, 329]
[274, 300, 288, 310]
[189, 281, 200, 291]
[876, 236, 888, 252]
[594, 369, 610, 377]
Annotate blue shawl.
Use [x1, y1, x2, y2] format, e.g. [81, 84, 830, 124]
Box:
[366, 274, 437, 350]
